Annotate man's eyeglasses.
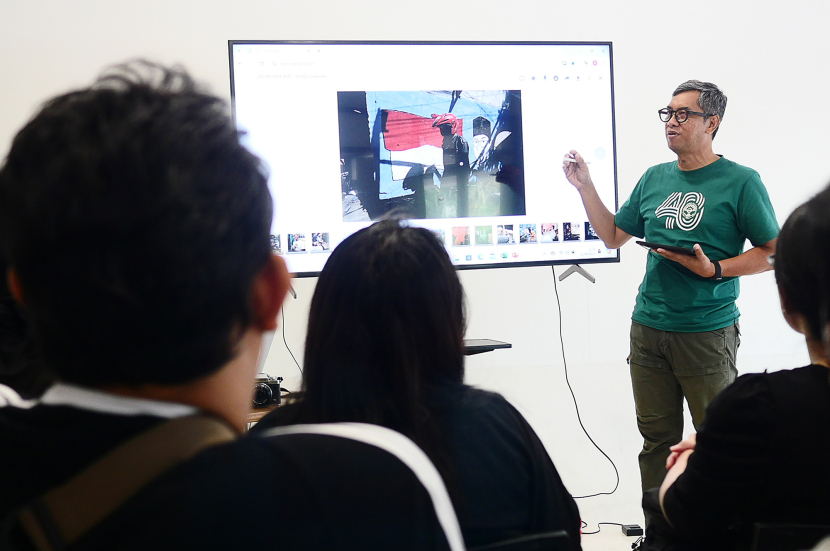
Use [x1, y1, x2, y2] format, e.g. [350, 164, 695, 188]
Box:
[658, 107, 714, 124]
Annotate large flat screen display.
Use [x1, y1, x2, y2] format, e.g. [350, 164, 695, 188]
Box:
[229, 41, 619, 276]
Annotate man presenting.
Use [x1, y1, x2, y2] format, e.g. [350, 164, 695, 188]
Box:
[562, 80, 778, 493]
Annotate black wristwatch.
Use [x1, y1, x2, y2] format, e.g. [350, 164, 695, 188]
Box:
[710, 260, 722, 280]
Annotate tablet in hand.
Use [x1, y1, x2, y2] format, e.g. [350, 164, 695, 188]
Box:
[635, 241, 696, 256]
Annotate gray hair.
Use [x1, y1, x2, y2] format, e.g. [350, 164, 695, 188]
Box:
[673, 80, 727, 138]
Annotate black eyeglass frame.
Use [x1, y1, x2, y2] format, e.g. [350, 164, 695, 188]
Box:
[658, 107, 715, 123]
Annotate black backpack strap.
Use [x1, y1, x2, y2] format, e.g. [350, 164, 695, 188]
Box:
[15, 414, 236, 550]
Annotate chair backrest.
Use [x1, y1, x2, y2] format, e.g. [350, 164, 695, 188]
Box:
[258, 422, 466, 551]
[467, 530, 569, 551]
[751, 523, 830, 551]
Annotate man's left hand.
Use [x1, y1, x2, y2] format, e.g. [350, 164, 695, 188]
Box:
[654, 244, 715, 278]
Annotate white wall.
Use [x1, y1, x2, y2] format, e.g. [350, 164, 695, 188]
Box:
[4, 0, 829, 529]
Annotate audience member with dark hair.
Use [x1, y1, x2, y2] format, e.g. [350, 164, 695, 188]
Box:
[0, 61, 461, 550]
[643, 184, 830, 551]
[0, 255, 51, 400]
[253, 219, 582, 550]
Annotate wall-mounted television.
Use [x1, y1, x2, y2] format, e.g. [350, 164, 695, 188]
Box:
[229, 41, 619, 276]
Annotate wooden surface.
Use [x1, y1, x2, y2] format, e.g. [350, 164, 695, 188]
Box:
[248, 405, 278, 424]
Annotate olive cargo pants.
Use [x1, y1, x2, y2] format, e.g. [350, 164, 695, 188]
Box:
[629, 321, 740, 492]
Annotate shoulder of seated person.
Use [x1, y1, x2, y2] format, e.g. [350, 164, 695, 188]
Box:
[462, 386, 508, 404]
[707, 371, 771, 409]
[704, 365, 823, 422]
[429, 384, 503, 404]
[249, 402, 301, 432]
[730, 365, 822, 393]
[756, 364, 830, 397]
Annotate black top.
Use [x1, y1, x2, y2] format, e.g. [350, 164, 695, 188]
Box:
[254, 384, 582, 550]
[0, 404, 453, 550]
[663, 364, 830, 544]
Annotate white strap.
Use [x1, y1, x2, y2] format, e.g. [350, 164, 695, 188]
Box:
[0, 383, 34, 408]
[259, 422, 465, 551]
[40, 383, 197, 418]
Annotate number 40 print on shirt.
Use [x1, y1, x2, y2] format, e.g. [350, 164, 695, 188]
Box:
[656, 192, 705, 231]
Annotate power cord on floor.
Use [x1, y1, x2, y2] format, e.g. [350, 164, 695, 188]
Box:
[580, 520, 623, 535]
[551, 265, 619, 498]
[581, 520, 644, 544]
[554, 267, 643, 542]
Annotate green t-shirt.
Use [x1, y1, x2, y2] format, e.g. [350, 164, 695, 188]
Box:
[615, 157, 779, 332]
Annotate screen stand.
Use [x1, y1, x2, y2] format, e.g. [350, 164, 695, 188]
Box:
[557, 264, 596, 283]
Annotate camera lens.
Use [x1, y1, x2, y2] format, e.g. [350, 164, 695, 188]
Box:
[252, 383, 273, 407]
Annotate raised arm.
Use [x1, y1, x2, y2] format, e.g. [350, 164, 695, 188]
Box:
[562, 150, 631, 249]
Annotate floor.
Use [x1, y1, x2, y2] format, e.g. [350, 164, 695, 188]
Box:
[581, 527, 642, 551]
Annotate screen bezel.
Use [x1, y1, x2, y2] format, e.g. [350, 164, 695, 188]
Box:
[228, 40, 620, 277]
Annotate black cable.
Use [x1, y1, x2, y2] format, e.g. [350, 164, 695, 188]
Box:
[551, 266, 620, 499]
[281, 306, 302, 375]
[580, 521, 623, 535]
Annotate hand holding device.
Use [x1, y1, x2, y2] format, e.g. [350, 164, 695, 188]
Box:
[646, 242, 719, 279]
[636, 241, 696, 256]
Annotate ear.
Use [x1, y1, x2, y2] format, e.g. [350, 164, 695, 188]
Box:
[6, 268, 25, 306]
[250, 254, 291, 332]
[705, 115, 721, 136]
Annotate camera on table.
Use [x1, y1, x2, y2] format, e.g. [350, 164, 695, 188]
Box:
[252, 374, 283, 408]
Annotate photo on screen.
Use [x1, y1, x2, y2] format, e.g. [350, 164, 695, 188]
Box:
[540, 223, 559, 243]
[288, 233, 307, 252]
[311, 232, 330, 252]
[475, 226, 494, 245]
[563, 222, 582, 241]
[452, 226, 471, 246]
[519, 224, 537, 243]
[270, 234, 281, 253]
[497, 224, 515, 244]
[338, 90, 526, 221]
[585, 222, 600, 240]
[433, 229, 446, 244]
